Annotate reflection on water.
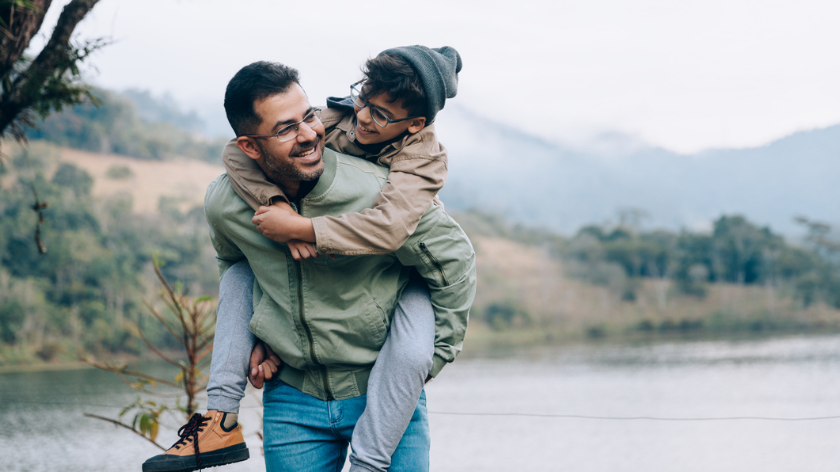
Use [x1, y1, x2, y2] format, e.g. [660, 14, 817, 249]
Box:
[3, 334, 840, 471]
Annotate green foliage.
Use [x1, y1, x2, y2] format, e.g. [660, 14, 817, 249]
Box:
[52, 162, 93, 196]
[0, 144, 219, 364]
[105, 164, 133, 180]
[564, 214, 840, 309]
[483, 301, 529, 330]
[25, 88, 227, 163]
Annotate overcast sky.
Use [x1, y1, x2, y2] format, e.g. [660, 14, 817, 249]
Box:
[38, 0, 840, 153]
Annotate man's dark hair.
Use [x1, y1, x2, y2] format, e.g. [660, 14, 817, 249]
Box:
[361, 53, 426, 118]
[224, 61, 301, 136]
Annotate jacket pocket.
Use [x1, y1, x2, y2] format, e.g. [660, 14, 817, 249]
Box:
[362, 296, 388, 346]
[418, 242, 450, 287]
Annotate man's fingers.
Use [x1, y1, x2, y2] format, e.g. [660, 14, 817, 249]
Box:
[252, 364, 266, 388]
[248, 342, 266, 389]
[262, 360, 278, 379]
[260, 343, 282, 380]
[250, 343, 265, 370]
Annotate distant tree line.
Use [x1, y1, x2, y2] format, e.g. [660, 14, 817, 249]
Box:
[565, 215, 840, 308]
[25, 88, 227, 162]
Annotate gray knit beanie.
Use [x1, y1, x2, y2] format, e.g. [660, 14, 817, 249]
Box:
[380, 45, 462, 123]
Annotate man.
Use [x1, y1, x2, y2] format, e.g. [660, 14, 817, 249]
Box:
[205, 61, 475, 470]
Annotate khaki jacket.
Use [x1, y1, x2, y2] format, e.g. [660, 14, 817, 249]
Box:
[206, 148, 476, 400]
[222, 107, 448, 255]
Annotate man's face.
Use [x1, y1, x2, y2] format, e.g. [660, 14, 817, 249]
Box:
[251, 84, 326, 186]
[353, 92, 421, 145]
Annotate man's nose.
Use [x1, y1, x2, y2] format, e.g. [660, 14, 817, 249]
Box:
[297, 121, 317, 141]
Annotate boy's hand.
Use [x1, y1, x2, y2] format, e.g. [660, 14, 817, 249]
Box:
[252, 204, 302, 243]
[288, 240, 318, 261]
[248, 341, 282, 389]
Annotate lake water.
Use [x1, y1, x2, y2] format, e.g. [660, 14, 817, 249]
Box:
[3, 334, 840, 471]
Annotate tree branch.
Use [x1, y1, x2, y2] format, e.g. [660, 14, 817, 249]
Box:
[0, 0, 50, 73]
[0, 0, 100, 134]
[83, 413, 166, 451]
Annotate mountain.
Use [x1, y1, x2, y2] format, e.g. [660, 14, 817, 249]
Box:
[112, 91, 839, 236]
[434, 107, 840, 235]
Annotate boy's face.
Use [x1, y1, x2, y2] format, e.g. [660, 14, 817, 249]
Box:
[353, 92, 426, 146]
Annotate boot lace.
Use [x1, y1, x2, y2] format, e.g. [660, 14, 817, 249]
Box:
[171, 413, 210, 469]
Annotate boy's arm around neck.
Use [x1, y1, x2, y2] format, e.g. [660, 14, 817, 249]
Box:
[312, 126, 448, 255]
[222, 139, 289, 211]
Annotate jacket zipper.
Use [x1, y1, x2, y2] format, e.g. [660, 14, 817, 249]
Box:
[295, 201, 334, 401]
[419, 242, 450, 287]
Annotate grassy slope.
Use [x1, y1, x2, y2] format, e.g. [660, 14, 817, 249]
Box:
[470, 236, 840, 347]
[59, 147, 224, 214]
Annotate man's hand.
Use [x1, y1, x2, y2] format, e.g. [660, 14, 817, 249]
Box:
[248, 341, 282, 389]
[252, 204, 303, 243]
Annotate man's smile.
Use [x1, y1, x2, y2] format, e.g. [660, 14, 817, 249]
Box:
[290, 139, 322, 164]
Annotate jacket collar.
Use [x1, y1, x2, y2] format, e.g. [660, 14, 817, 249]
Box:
[305, 147, 338, 201]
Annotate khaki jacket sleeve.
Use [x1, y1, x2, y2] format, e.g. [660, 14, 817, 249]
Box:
[222, 139, 289, 211]
[395, 206, 476, 377]
[311, 141, 449, 255]
[319, 106, 346, 130]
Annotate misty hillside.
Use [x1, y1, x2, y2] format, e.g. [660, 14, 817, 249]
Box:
[36, 89, 839, 236]
[435, 107, 840, 235]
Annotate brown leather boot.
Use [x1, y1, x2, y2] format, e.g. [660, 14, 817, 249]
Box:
[142, 410, 249, 472]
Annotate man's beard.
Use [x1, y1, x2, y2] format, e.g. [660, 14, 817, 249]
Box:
[256, 138, 324, 184]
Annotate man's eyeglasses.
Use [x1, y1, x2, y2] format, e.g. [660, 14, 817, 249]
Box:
[243, 108, 322, 143]
[350, 83, 420, 128]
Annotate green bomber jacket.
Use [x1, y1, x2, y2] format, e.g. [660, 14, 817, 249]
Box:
[204, 147, 476, 401]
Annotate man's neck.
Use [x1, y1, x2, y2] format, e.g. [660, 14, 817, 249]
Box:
[273, 178, 317, 204]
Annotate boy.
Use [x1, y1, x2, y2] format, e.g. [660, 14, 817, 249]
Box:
[143, 46, 462, 472]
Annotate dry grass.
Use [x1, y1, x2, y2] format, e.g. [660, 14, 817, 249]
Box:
[59, 148, 223, 214]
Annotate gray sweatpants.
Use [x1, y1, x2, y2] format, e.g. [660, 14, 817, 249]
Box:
[206, 261, 435, 472]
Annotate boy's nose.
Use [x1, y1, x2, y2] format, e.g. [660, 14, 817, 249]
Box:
[356, 106, 373, 124]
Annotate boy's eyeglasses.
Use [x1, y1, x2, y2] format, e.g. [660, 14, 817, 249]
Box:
[243, 108, 322, 143]
[350, 83, 420, 128]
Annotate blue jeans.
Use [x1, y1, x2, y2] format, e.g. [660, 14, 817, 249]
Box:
[262, 380, 430, 472]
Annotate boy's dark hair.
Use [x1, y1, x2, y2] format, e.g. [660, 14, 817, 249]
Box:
[361, 53, 427, 118]
[225, 61, 301, 136]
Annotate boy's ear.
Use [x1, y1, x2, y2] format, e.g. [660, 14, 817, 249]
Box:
[406, 116, 427, 134]
[236, 137, 262, 160]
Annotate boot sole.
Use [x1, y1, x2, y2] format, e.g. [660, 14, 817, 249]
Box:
[142, 443, 250, 472]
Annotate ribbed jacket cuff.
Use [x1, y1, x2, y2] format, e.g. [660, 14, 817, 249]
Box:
[429, 354, 448, 378]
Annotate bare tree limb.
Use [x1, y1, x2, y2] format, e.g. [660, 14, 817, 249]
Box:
[83, 413, 165, 451]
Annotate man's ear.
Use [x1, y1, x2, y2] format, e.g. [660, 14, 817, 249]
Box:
[407, 117, 427, 134]
[236, 137, 262, 160]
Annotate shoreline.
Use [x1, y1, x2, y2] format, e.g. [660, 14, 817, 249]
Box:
[5, 328, 840, 375]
